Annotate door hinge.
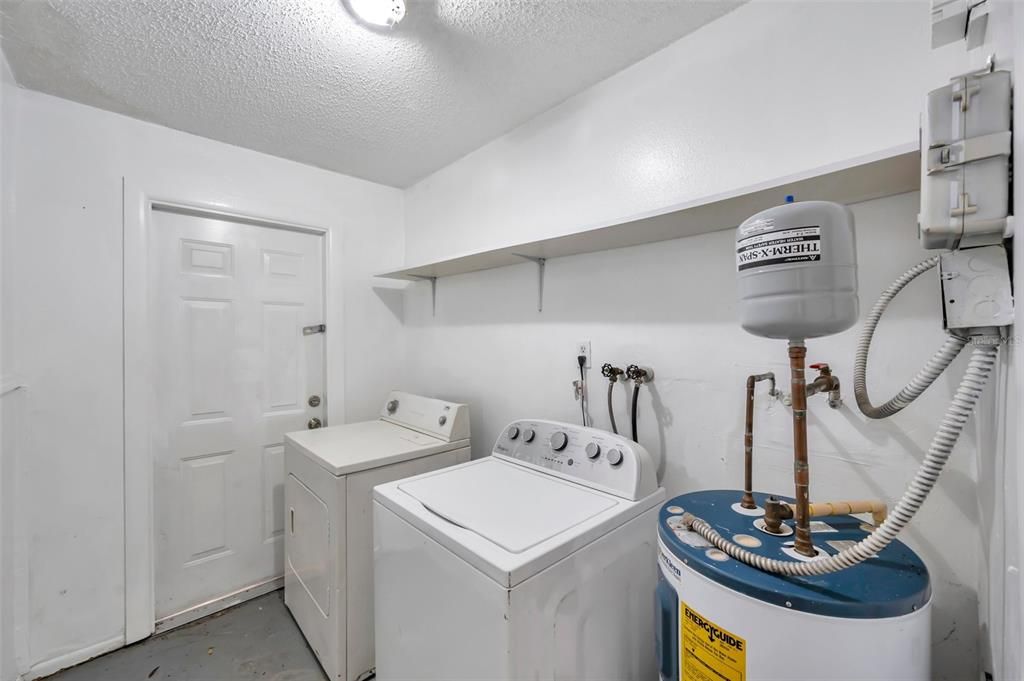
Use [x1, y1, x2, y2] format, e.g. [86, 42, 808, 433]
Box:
[302, 324, 326, 335]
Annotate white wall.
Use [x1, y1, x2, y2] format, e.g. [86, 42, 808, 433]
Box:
[400, 2, 1005, 679]
[0, 48, 20, 681]
[404, 0, 983, 264]
[2, 89, 404, 679]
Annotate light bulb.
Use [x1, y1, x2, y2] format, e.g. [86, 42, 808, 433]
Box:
[346, 0, 406, 28]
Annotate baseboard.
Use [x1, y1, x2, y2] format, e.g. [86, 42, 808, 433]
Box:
[154, 576, 283, 635]
[25, 635, 123, 681]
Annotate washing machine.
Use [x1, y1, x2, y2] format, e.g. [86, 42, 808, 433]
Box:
[284, 391, 470, 681]
[373, 419, 666, 681]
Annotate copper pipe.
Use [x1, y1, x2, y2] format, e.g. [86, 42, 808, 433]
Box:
[789, 341, 815, 557]
[741, 372, 776, 509]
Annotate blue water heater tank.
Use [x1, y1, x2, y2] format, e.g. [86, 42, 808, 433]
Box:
[655, 491, 932, 680]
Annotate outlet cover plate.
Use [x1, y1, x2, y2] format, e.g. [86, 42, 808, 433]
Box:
[575, 341, 591, 369]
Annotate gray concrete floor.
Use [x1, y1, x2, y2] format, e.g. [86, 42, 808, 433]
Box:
[44, 590, 328, 681]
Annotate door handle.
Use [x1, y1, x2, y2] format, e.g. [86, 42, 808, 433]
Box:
[307, 417, 322, 429]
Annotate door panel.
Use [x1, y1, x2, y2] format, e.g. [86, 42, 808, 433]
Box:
[152, 208, 324, 622]
[285, 473, 332, 618]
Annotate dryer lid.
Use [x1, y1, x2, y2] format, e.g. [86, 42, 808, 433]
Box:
[397, 458, 618, 554]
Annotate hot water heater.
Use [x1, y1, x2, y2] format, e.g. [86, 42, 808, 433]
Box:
[658, 200, 932, 681]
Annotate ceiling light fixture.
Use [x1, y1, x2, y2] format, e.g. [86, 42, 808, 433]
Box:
[345, 0, 406, 28]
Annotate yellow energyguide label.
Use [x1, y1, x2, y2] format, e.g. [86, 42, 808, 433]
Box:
[680, 601, 746, 681]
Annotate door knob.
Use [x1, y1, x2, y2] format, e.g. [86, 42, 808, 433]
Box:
[307, 417, 322, 429]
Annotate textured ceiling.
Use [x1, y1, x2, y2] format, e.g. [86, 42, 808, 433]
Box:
[0, 0, 744, 187]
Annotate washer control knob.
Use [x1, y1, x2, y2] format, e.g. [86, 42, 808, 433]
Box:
[438, 415, 447, 426]
[507, 425, 520, 440]
[585, 442, 601, 459]
[606, 448, 623, 466]
[523, 428, 536, 443]
[386, 399, 398, 414]
[550, 431, 569, 451]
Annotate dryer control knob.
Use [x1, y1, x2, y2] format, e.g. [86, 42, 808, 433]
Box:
[507, 425, 520, 440]
[386, 399, 398, 414]
[523, 429, 536, 443]
[585, 442, 601, 459]
[606, 448, 623, 466]
[551, 432, 569, 451]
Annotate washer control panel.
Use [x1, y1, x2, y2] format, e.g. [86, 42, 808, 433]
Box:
[493, 420, 658, 501]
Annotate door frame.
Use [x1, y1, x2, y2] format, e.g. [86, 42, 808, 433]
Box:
[123, 177, 336, 643]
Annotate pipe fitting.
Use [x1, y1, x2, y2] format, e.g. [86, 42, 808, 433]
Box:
[762, 496, 793, 534]
[808, 363, 843, 408]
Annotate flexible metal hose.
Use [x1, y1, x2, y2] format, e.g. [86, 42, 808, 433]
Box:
[631, 383, 640, 442]
[607, 381, 618, 435]
[685, 342, 997, 576]
[854, 256, 968, 418]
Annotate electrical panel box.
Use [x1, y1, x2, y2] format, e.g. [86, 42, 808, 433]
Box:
[931, 0, 971, 48]
[920, 69, 1011, 251]
[931, 0, 989, 49]
[939, 245, 1013, 332]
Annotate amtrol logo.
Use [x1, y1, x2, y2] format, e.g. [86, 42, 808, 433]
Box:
[684, 607, 744, 652]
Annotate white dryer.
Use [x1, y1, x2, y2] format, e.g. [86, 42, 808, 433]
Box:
[284, 392, 470, 681]
[373, 420, 665, 681]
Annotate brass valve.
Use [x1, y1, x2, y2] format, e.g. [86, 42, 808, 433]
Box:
[601, 363, 624, 382]
[625, 364, 652, 383]
[809, 362, 843, 409]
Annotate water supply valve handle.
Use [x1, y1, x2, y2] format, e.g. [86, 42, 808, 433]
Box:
[626, 364, 654, 383]
[601, 363, 623, 381]
[810, 363, 831, 374]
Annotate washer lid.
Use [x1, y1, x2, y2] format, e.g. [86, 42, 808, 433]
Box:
[285, 420, 465, 476]
[398, 458, 617, 553]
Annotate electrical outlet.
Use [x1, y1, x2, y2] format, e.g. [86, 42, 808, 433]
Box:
[575, 341, 591, 368]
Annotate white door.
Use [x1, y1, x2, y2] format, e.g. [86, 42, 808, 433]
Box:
[150, 206, 325, 624]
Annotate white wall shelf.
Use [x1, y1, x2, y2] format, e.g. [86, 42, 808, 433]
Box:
[377, 143, 920, 309]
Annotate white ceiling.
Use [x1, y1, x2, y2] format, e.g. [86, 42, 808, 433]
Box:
[0, 0, 744, 187]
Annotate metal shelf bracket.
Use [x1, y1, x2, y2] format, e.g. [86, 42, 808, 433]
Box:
[410, 275, 438, 316]
[512, 254, 546, 312]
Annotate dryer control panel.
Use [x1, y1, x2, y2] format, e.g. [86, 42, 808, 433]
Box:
[379, 391, 470, 443]
[492, 420, 658, 501]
